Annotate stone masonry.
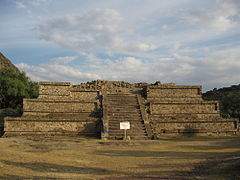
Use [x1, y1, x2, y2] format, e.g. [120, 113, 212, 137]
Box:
[4, 80, 239, 139]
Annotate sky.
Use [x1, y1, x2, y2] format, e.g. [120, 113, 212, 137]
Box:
[0, 0, 240, 91]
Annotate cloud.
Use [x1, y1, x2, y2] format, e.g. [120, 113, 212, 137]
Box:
[146, 0, 240, 50]
[50, 56, 78, 64]
[15, 2, 26, 9]
[180, 0, 240, 31]
[6, 1, 240, 91]
[173, 47, 240, 90]
[15, 45, 240, 91]
[38, 8, 157, 54]
[16, 57, 101, 83]
[29, 0, 51, 6]
[14, 0, 50, 9]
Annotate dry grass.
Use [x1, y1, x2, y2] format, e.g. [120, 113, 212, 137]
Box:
[0, 136, 239, 179]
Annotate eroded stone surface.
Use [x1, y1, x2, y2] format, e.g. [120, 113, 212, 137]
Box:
[3, 80, 239, 138]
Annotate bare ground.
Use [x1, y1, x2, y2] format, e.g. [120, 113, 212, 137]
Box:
[0, 136, 239, 179]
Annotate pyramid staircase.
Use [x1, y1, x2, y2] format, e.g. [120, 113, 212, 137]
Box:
[103, 94, 148, 140]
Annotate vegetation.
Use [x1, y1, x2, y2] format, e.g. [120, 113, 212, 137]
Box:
[0, 52, 38, 110]
[203, 85, 240, 118]
[0, 69, 39, 109]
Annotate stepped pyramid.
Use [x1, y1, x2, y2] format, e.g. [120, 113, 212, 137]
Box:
[3, 80, 239, 139]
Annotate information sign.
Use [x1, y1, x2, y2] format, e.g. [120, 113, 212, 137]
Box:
[120, 121, 130, 130]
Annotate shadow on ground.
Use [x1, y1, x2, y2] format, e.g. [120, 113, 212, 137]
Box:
[93, 149, 240, 159]
[97, 154, 240, 180]
[94, 149, 240, 179]
[1, 160, 120, 175]
[179, 137, 240, 151]
[98, 175, 192, 180]
[189, 155, 240, 179]
[0, 174, 61, 180]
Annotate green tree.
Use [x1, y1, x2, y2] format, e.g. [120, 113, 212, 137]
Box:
[0, 70, 39, 109]
[203, 85, 240, 118]
[221, 92, 240, 118]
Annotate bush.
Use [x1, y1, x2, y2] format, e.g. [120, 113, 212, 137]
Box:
[0, 70, 39, 109]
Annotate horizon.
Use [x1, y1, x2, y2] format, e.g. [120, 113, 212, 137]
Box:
[1, 0, 240, 92]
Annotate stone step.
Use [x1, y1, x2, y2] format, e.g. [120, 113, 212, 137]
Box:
[4, 116, 98, 122]
[109, 120, 143, 123]
[109, 127, 146, 131]
[108, 110, 140, 112]
[107, 94, 136, 96]
[109, 131, 147, 136]
[109, 126, 146, 130]
[108, 116, 142, 119]
[109, 118, 142, 121]
[107, 101, 138, 106]
[107, 105, 139, 108]
[109, 123, 145, 127]
[108, 132, 147, 136]
[108, 106, 139, 109]
[107, 136, 148, 140]
[107, 97, 136, 99]
[109, 119, 143, 122]
[109, 120, 144, 123]
[107, 96, 136, 99]
[108, 130, 147, 134]
[107, 95, 136, 98]
[107, 112, 142, 118]
[108, 110, 140, 113]
[107, 104, 138, 106]
[107, 98, 137, 100]
[106, 94, 147, 140]
[109, 120, 145, 124]
[107, 101, 137, 103]
[108, 112, 141, 115]
[149, 119, 233, 123]
[107, 100, 137, 102]
[109, 121, 145, 125]
[108, 107, 140, 110]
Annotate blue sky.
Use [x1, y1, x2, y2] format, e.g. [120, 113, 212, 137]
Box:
[0, 0, 240, 91]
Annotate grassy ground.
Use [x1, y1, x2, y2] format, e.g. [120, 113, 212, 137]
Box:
[0, 136, 239, 180]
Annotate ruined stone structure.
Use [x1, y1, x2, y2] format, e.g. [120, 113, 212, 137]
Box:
[4, 80, 239, 139]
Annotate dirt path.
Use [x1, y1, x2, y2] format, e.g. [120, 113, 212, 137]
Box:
[0, 136, 239, 179]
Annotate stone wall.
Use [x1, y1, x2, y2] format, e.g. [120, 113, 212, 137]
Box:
[150, 102, 218, 114]
[39, 82, 71, 97]
[150, 120, 237, 137]
[71, 91, 99, 101]
[4, 82, 101, 136]
[23, 99, 97, 113]
[145, 83, 238, 137]
[4, 118, 97, 135]
[147, 86, 201, 98]
[3, 80, 239, 138]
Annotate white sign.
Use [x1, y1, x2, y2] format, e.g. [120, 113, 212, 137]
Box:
[120, 121, 130, 130]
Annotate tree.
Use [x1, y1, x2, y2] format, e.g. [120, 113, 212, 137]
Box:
[203, 85, 240, 118]
[221, 92, 240, 118]
[0, 70, 39, 109]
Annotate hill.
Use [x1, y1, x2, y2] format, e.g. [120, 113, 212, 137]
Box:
[0, 52, 39, 109]
[0, 52, 20, 72]
[203, 85, 240, 118]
